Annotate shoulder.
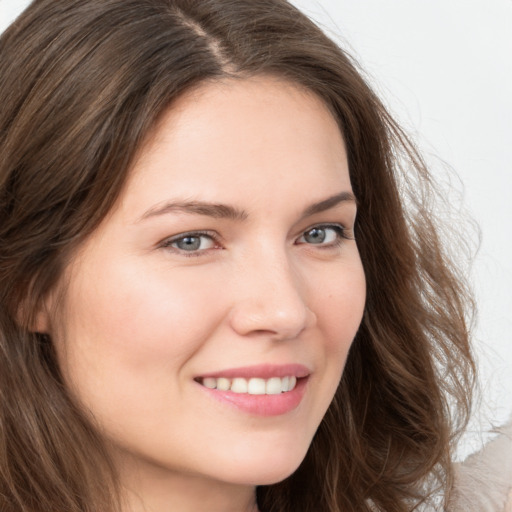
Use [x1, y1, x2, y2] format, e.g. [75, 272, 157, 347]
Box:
[449, 420, 512, 512]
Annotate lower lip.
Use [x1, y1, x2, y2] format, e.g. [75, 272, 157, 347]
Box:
[197, 377, 308, 416]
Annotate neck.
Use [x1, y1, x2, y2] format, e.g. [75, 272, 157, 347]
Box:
[116, 452, 259, 512]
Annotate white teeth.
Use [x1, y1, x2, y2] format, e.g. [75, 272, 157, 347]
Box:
[231, 378, 248, 393]
[217, 377, 231, 391]
[199, 375, 299, 394]
[203, 377, 217, 389]
[248, 378, 266, 395]
[266, 377, 282, 395]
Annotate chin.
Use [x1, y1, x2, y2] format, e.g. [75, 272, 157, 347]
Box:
[215, 439, 311, 487]
[251, 463, 304, 486]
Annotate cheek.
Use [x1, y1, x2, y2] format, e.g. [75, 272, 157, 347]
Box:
[92, 262, 218, 342]
[305, 257, 366, 415]
[55, 257, 225, 395]
[315, 259, 366, 356]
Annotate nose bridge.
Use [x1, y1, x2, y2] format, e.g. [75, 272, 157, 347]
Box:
[228, 244, 314, 339]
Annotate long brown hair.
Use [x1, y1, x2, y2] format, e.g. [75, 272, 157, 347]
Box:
[0, 1, 475, 511]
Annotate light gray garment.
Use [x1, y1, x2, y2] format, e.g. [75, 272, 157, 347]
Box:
[449, 420, 512, 512]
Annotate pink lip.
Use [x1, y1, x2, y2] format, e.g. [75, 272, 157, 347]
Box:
[195, 364, 310, 417]
[197, 363, 310, 380]
[197, 378, 308, 416]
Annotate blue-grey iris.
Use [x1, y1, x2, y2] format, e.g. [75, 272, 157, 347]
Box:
[176, 236, 202, 251]
[304, 227, 326, 244]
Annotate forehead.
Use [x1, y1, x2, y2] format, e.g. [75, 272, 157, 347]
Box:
[120, 76, 350, 218]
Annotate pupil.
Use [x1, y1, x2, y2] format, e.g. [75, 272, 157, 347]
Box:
[178, 236, 201, 251]
[305, 228, 325, 244]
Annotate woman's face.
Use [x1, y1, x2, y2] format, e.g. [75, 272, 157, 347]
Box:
[43, 77, 365, 492]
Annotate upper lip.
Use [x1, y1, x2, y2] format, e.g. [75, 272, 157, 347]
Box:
[197, 364, 310, 380]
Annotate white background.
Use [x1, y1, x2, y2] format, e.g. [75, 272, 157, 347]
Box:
[1, 0, 511, 457]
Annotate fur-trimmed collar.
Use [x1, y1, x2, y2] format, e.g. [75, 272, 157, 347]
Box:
[449, 420, 512, 511]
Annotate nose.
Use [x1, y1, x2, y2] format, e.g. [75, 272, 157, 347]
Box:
[228, 252, 317, 341]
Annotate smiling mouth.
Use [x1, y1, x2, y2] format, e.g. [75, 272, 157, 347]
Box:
[196, 376, 298, 395]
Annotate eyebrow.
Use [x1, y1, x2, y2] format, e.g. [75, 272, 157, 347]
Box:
[139, 191, 356, 223]
[302, 191, 356, 217]
[140, 200, 249, 222]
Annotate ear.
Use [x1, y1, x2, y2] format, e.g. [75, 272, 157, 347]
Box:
[17, 295, 53, 335]
[32, 304, 52, 334]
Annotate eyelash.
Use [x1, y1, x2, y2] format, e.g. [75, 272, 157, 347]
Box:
[159, 224, 352, 258]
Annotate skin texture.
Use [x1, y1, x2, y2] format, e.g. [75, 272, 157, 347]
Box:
[38, 77, 366, 512]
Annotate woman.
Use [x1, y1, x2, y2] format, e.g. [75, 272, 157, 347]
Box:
[0, 0, 475, 511]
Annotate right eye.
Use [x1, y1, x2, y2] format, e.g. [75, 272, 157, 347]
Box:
[161, 231, 218, 255]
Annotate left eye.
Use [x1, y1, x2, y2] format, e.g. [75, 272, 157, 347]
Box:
[297, 225, 344, 245]
[165, 233, 216, 252]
